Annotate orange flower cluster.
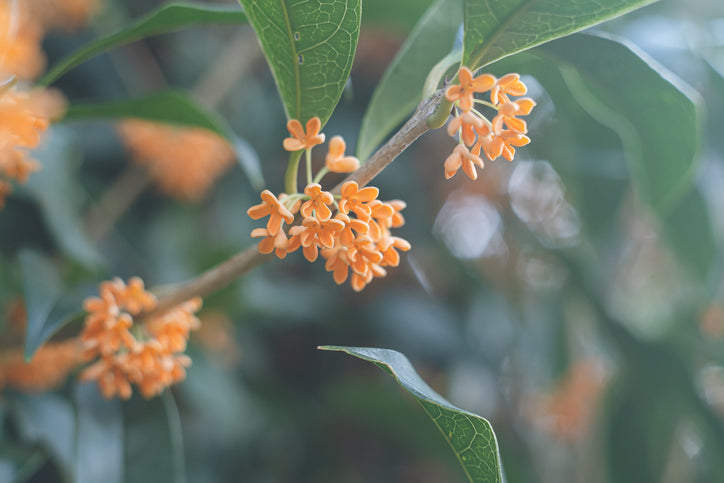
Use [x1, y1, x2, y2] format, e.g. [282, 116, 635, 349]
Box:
[247, 117, 409, 291]
[117, 120, 235, 201]
[79, 277, 201, 399]
[444, 66, 535, 180]
[0, 84, 65, 208]
[0, 339, 84, 392]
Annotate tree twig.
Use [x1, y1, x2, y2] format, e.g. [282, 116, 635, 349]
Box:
[145, 88, 447, 315]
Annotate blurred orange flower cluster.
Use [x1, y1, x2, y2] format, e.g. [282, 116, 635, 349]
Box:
[0, 84, 65, 208]
[117, 120, 236, 201]
[0, 0, 102, 80]
[247, 117, 408, 291]
[444, 67, 535, 180]
[80, 277, 201, 399]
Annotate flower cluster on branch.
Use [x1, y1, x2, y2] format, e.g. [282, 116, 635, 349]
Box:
[444, 67, 535, 180]
[80, 277, 201, 399]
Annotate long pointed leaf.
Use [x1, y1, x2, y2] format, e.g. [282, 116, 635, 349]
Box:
[40, 2, 246, 86]
[320, 346, 503, 483]
[238, 0, 361, 125]
[462, 0, 657, 70]
[356, 0, 462, 161]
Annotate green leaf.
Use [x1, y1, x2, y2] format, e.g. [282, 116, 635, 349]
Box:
[356, 0, 462, 161]
[123, 392, 185, 483]
[63, 90, 229, 138]
[462, 0, 657, 70]
[75, 383, 123, 483]
[660, 186, 717, 284]
[26, 127, 104, 268]
[539, 33, 700, 211]
[238, 0, 361, 125]
[40, 2, 246, 86]
[19, 251, 84, 360]
[320, 346, 503, 483]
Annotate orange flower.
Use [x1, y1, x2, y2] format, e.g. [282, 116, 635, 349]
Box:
[339, 181, 379, 220]
[444, 144, 484, 180]
[491, 73, 528, 105]
[251, 227, 298, 259]
[79, 277, 201, 399]
[283, 116, 325, 151]
[247, 190, 296, 236]
[288, 216, 345, 262]
[445, 66, 495, 112]
[335, 212, 368, 247]
[377, 235, 411, 267]
[325, 135, 359, 173]
[346, 235, 383, 277]
[322, 245, 350, 285]
[0, 339, 84, 392]
[497, 130, 530, 162]
[0, 3, 46, 80]
[300, 183, 334, 221]
[491, 98, 535, 134]
[117, 120, 235, 200]
[447, 111, 484, 147]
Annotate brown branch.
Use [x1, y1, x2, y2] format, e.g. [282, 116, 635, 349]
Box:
[146, 89, 446, 316]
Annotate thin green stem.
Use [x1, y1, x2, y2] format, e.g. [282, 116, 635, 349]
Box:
[305, 148, 313, 186]
[473, 98, 498, 110]
[313, 167, 329, 184]
[284, 150, 303, 194]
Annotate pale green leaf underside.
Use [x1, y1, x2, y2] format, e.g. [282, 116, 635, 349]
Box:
[41, 2, 247, 86]
[462, 0, 658, 70]
[320, 346, 502, 483]
[239, 0, 361, 126]
[356, 0, 462, 161]
[538, 33, 699, 211]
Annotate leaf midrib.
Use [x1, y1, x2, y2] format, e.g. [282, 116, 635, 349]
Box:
[278, 0, 301, 119]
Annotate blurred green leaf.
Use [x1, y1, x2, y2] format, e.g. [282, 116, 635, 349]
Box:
[238, 0, 361, 125]
[123, 392, 185, 483]
[541, 33, 699, 211]
[27, 128, 104, 268]
[320, 346, 503, 483]
[462, 0, 657, 70]
[40, 2, 246, 86]
[63, 90, 229, 137]
[10, 393, 76, 480]
[75, 383, 123, 483]
[660, 186, 717, 283]
[64, 92, 265, 189]
[19, 251, 83, 360]
[356, 0, 462, 161]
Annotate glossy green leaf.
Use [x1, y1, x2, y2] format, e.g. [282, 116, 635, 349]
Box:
[123, 392, 185, 483]
[40, 2, 246, 86]
[320, 346, 503, 483]
[462, 0, 657, 70]
[540, 33, 700, 211]
[356, 0, 462, 161]
[19, 251, 84, 360]
[238, 0, 361, 125]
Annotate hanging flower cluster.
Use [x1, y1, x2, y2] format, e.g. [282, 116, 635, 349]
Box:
[79, 277, 201, 399]
[0, 83, 65, 208]
[444, 66, 535, 180]
[247, 117, 410, 292]
[117, 120, 236, 201]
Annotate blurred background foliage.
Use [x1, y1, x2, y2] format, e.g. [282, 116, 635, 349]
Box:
[3, 0, 724, 481]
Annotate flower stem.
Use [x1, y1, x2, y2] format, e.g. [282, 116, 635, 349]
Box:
[313, 167, 329, 184]
[284, 150, 303, 194]
[305, 148, 313, 186]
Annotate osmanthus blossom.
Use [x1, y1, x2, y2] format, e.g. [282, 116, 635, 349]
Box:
[247, 120, 411, 292]
[444, 66, 535, 180]
[117, 120, 235, 201]
[80, 277, 201, 399]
